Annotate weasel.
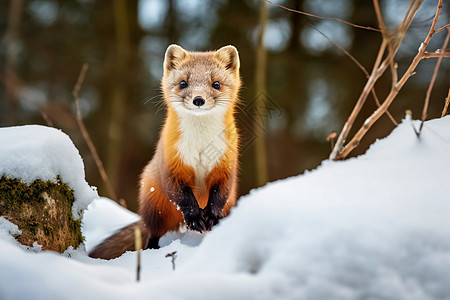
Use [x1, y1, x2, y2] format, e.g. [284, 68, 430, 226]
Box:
[89, 44, 241, 259]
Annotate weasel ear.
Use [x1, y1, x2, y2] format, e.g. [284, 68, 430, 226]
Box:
[214, 45, 240, 71]
[164, 44, 188, 73]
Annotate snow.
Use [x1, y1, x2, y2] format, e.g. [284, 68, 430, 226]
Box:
[1, 117, 450, 299]
[82, 197, 140, 253]
[0, 125, 98, 218]
[82, 198, 203, 253]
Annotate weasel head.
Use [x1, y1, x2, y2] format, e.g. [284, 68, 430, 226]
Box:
[162, 44, 241, 116]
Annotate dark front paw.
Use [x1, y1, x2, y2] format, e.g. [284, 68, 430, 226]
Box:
[183, 209, 206, 232]
[203, 206, 223, 231]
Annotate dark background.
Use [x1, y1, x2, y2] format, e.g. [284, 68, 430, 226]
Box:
[1, 0, 449, 212]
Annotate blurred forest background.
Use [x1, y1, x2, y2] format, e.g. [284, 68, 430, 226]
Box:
[1, 0, 449, 211]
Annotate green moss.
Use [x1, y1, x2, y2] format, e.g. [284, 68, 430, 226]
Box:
[0, 176, 64, 208]
[26, 220, 39, 235]
[0, 175, 83, 252]
[0, 175, 75, 208]
[43, 224, 54, 236]
[70, 219, 83, 245]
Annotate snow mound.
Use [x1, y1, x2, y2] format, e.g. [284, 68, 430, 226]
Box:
[83, 197, 140, 253]
[0, 125, 98, 218]
[1, 117, 450, 299]
[184, 116, 450, 299]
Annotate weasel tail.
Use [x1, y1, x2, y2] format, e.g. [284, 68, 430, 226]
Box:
[89, 45, 241, 259]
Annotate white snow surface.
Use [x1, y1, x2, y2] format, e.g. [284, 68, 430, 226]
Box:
[1, 117, 450, 299]
[0, 125, 98, 218]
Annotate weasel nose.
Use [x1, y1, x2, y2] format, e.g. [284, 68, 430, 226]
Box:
[193, 96, 205, 107]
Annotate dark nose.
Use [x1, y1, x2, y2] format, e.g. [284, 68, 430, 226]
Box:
[193, 96, 205, 107]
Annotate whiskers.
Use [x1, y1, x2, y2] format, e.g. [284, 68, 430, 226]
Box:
[144, 93, 186, 113]
[169, 94, 184, 105]
[143, 93, 161, 106]
[142, 93, 167, 114]
[215, 95, 232, 107]
[234, 101, 247, 114]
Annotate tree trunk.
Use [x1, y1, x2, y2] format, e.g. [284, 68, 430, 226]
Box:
[253, 0, 269, 187]
[105, 0, 131, 202]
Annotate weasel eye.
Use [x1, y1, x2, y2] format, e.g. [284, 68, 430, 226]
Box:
[212, 81, 220, 89]
[179, 80, 188, 89]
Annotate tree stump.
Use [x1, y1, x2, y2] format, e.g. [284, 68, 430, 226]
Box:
[0, 175, 83, 253]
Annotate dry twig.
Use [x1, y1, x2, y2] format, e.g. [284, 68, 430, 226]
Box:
[442, 89, 450, 117]
[135, 226, 142, 281]
[165, 251, 177, 271]
[73, 64, 120, 204]
[423, 51, 450, 58]
[373, 0, 398, 85]
[417, 28, 450, 135]
[326, 131, 337, 150]
[39, 109, 53, 127]
[435, 23, 450, 34]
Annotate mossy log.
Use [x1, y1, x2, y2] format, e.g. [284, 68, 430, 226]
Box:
[0, 175, 82, 253]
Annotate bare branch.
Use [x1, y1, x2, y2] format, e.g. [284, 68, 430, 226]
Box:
[423, 51, 450, 58]
[418, 28, 450, 134]
[264, 0, 381, 32]
[72, 65, 89, 101]
[73, 64, 120, 205]
[330, 1, 423, 160]
[422, 0, 443, 47]
[435, 23, 450, 35]
[135, 226, 142, 281]
[373, 0, 398, 85]
[442, 89, 450, 118]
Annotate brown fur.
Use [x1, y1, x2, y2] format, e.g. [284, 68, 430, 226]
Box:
[88, 221, 149, 260]
[89, 45, 240, 259]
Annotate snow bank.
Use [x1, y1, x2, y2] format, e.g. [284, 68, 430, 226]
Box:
[1, 117, 450, 300]
[0, 125, 98, 218]
[184, 116, 450, 299]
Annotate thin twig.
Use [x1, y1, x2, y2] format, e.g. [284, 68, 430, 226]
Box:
[422, 0, 443, 48]
[73, 63, 120, 204]
[135, 226, 142, 282]
[423, 51, 450, 58]
[308, 22, 366, 73]
[326, 131, 337, 151]
[373, 0, 398, 85]
[165, 251, 177, 271]
[442, 89, 450, 117]
[264, 0, 381, 32]
[72, 65, 89, 100]
[418, 28, 450, 134]
[39, 109, 53, 127]
[435, 23, 450, 35]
